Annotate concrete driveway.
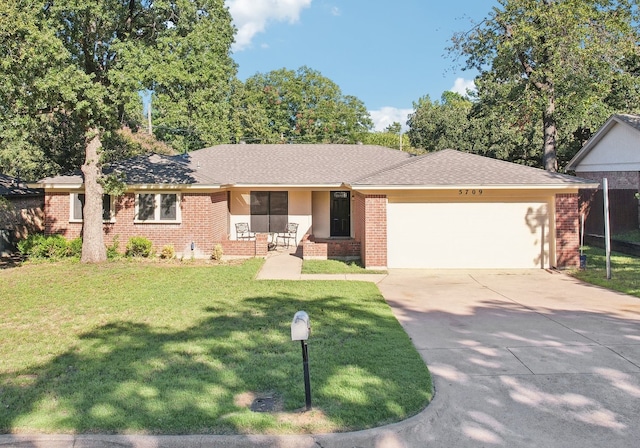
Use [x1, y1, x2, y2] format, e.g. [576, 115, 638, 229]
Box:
[377, 269, 640, 448]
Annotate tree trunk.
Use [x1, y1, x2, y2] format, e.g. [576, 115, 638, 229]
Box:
[80, 131, 107, 263]
[542, 93, 558, 172]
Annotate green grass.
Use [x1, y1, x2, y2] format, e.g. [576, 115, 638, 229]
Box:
[0, 259, 431, 435]
[571, 246, 640, 298]
[301, 259, 386, 274]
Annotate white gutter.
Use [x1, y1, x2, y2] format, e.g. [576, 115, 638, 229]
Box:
[349, 183, 600, 191]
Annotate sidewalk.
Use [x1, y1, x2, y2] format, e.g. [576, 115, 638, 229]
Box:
[255, 248, 387, 283]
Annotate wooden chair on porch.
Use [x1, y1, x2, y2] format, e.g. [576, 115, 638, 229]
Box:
[235, 222, 255, 241]
[276, 223, 298, 248]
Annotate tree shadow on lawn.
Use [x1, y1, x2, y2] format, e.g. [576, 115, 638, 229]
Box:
[0, 288, 431, 435]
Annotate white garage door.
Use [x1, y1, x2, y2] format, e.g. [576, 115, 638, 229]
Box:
[387, 201, 550, 269]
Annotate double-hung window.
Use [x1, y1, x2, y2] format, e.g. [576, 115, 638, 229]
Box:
[135, 192, 180, 223]
[70, 193, 114, 222]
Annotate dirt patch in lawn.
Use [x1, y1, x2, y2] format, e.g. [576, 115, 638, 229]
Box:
[234, 391, 339, 434]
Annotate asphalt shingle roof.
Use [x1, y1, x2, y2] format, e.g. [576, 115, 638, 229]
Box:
[0, 173, 43, 196]
[39, 145, 595, 188]
[186, 144, 412, 185]
[353, 149, 597, 187]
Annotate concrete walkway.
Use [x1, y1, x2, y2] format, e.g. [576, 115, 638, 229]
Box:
[3, 262, 639, 447]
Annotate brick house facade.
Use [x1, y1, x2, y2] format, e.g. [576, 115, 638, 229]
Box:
[39, 146, 594, 269]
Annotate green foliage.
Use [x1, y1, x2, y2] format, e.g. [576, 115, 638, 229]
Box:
[131, 1, 237, 153]
[238, 66, 373, 144]
[384, 122, 402, 134]
[407, 92, 474, 153]
[125, 236, 153, 258]
[98, 172, 127, 197]
[357, 131, 415, 153]
[106, 236, 121, 260]
[448, 0, 640, 171]
[67, 237, 83, 258]
[0, 196, 12, 212]
[211, 244, 224, 261]
[17, 234, 73, 260]
[160, 245, 175, 260]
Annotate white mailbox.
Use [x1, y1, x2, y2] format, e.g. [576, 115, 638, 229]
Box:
[291, 311, 310, 341]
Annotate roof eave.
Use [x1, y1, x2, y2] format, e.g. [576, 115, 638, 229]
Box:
[228, 183, 346, 189]
[350, 183, 600, 191]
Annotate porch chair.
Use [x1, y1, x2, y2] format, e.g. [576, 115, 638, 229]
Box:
[276, 223, 298, 248]
[235, 222, 255, 241]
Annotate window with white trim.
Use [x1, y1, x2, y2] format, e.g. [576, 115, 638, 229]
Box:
[70, 193, 114, 222]
[135, 192, 181, 223]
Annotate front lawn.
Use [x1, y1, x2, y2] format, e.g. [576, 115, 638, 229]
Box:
[301, 259, 386, 274]
[0, 259, 431, 435]
[571, 246, 640, 298]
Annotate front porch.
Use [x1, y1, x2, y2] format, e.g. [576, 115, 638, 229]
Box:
[216, 232, 362, 262]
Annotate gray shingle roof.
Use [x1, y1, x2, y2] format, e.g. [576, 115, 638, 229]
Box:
[0, 173, 43, 196]
[353, 149, 597, 187]
[186, 144, 412, 185]
[39, 145, 594, 189]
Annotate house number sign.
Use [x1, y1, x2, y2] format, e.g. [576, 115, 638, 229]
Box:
[458, 189, 483, 196]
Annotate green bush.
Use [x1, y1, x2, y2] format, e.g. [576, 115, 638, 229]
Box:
[17, 234, 43, 256]
[107, 236, 121, 259]
[125, 236, 153, 257]
[17, 234, 71, 260]
[68, 237, 83, 258]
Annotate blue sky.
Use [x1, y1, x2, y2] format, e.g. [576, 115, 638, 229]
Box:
[226, 0, 499, 131]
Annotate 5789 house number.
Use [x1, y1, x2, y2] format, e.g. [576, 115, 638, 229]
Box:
[458, 189, 483, 195]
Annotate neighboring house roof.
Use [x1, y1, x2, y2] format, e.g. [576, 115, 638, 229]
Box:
[566, 114, 640, 171]
[0, 173, 43, 197]
[352, 149, 597, 189]
[38, 145, 596, 190]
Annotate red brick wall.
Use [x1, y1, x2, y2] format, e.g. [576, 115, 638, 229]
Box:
[556, 193, 580, 268]
[576, 171, 639, 190]
[2, 195, 44, 242]
[302, 235, 361, 260]
[216, 233, 268, 257]
[354, 193, 387, 269]
[45, 191, 229, 257]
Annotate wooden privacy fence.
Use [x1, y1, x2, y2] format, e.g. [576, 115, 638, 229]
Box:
[579, 188, 639, 235]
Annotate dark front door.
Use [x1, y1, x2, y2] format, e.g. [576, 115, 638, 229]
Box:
[330, 191, 350, 237]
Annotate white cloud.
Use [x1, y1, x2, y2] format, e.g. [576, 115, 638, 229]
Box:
[226, 0, 313, 51]
[369, 107, 413, 132]
[330, 6, 341, 16]
[450, 77, 476, 97]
